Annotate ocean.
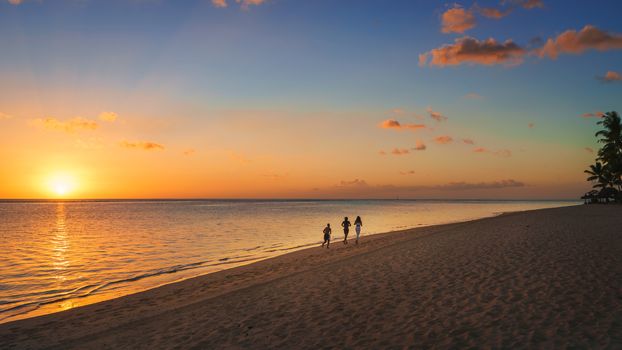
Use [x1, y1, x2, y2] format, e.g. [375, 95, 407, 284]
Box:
[0, 199, 577, 323]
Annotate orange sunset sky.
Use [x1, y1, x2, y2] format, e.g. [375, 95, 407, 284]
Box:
[1, 0, 620, 199]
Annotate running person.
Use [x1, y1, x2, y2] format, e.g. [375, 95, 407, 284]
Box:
[322, 223, 331, 248]
[341, 217, 351, 245]
[354, 216, 362, 244]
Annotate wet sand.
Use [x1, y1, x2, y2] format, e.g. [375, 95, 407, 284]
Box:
[1, 205, 621, 349]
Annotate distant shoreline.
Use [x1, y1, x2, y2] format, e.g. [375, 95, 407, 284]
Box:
[0, 198, 582, 203]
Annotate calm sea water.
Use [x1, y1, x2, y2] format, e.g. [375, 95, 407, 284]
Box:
[0, 199, 577, 323]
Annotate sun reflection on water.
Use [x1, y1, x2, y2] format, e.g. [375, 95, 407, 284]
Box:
[52, 204, 70, 285]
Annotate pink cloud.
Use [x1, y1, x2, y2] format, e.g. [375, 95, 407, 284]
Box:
[211, 0, 227, 7]
[391, 148, 410, 155]
[379, 150, 387, 156]
[413, 140, 427, 151]
[420, 37, 526, 67]
[427, 107, 447, 122]
[441, 5, 476, 34]
[520, 0, 544, 9]
[582, 111, 604, 118]
[378, 119, 425, 131]
[399, 170, 416, 175]
[463, 138, 475, 145]
[479, 7, 512, 19]
[584, 147, 594, 154]
[473, 147, 512, 157]
[528, 122, 535, 128]
[435, 135, 453, 144]
[598, 70, 622, 82]
[120, 141, 165, 151]
[537, 25, 622, 59]
[473, 147, 487, 153]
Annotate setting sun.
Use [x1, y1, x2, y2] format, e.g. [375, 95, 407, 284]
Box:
[47, 173, 77, 197]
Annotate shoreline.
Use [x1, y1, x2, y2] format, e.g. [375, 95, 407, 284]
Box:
[2, 204, 620, 348]
[0, 204, 549, 325]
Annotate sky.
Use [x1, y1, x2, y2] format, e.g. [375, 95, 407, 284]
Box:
[0, 0, 621, 199]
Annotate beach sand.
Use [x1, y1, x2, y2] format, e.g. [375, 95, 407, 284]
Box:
[1, 205, 621, 349]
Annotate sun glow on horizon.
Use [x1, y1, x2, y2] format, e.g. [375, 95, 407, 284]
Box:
[47, 173, 78, 198]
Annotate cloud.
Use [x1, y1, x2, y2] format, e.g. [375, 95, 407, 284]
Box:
[478, 7, 512, 19]
[7, 0, 22, 5]
[119, 141, 164, 151]
[584, 147, 594, 154]
[379, 150, 387, 156]
[420, 37, 526, 67]
[581, 111, 604, 118]
[536, 25, 622, 59]
[391, 148, 410, 155]
[434, 135, 453, 144]
[464, 93, 483, 99]
[339, 179, 368, 187]
[211, 0, 227, 7]
[391, 108, 405, 115]
[462, 138, 475, 145]
[427, 107, 447, 122]
[436, 179, 524, 190]
[99, 111, 118, 122]
[519, 0, 544, 9]
[598, 70, 622, 83]
[473, 147, 512, 157]
[441, 5, 476, 34]
[378, 119, 426, 131]
[214, 0, 266, 9]
[0, 112, 13, 120]
[528, 122, 535, 128]
[31, 117, 98, 133]
[183, 149, 196, 156]
[413, 140, 427, 151]
[229, 152, 251, 163]
[400, 170, 416, 175]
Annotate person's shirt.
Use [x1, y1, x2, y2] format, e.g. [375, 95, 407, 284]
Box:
[323, 226, 331, 235]
[342, 220, 351, 228]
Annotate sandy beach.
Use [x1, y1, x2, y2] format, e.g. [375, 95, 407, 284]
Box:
[1, 205, 621, 349]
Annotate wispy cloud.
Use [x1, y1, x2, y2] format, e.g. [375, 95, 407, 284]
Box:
[427, 107, 447, 122]
[31, 117, 98, 133]
[464, 93, 484, 99]
[597, 70, 622, 83]
[399, 170, 416, 175]
[434, 135, 453, 144]
[339, 179, 368, 187]
[378, 119, 425, 131]
[462, 138, 475, 145]
[536, 25, 622, 59]
[391, 148, 410, 156]
[7, 0, 23, 5]
[420, 37, 526, 67]
[478, 7, 512, 19]
[99, 111, 118, 123]
[119, 141, 164, 151]
[435, 179, 524, 190]
[584, 147, 594, 154]
[581, 111, 604, 118]
[212, 0, 267, 9]
[0, 112, 14, 120]
[473, 147, 512, 157]
[528, 122, 535, 128]
[519, 0, 544, 9]
[183, 149, 196, 156]
[441, 5, 476, 34]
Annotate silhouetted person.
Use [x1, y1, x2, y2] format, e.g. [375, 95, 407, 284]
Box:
[322, 223, 331, 248]
[341, 217, 351, 244]
[354, 216, 363, 244]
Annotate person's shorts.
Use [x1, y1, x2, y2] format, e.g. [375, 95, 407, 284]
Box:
[324, 234, 330, 241]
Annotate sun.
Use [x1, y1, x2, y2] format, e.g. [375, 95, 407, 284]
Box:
[47, 173, 77, 197]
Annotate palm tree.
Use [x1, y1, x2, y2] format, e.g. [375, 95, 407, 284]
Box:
[584, 162, 610, 189]
[595, 111, 622, 192]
